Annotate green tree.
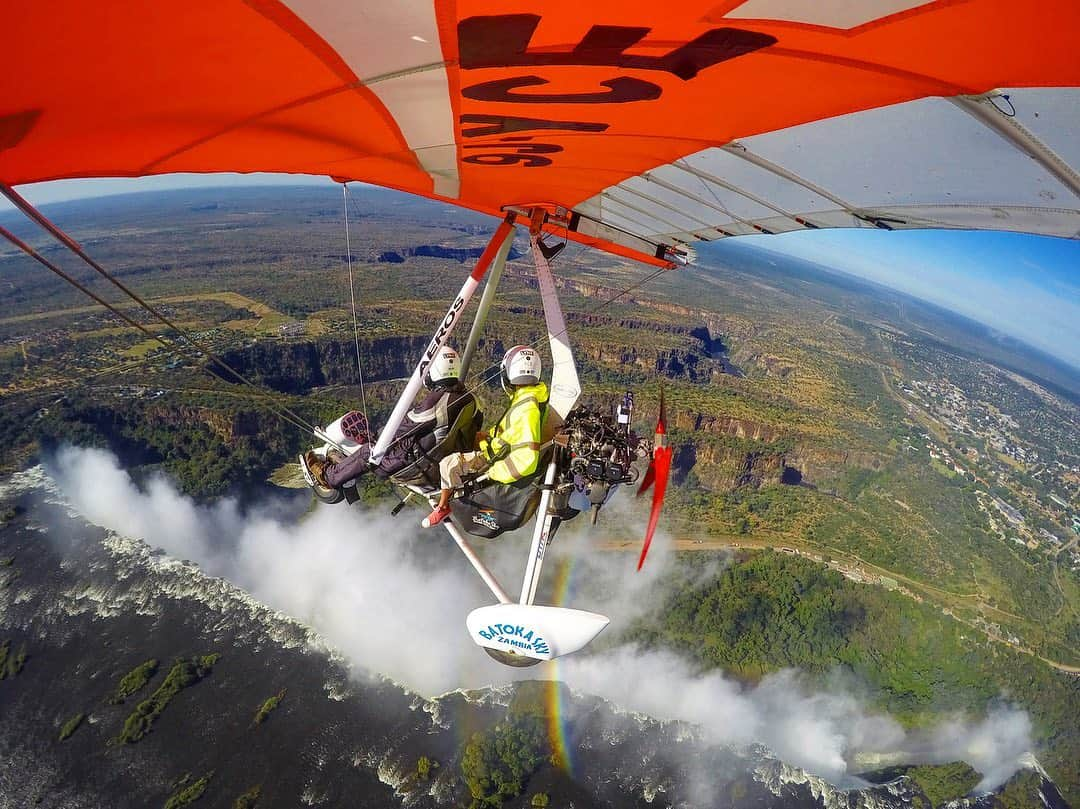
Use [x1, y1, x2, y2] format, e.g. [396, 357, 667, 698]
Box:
[232, 785, 261, 809]
[253, 689, 286, 726]
[461, 686, 549, 808]
[163, 772, 213, 809]
[416, 756, 438, 780]
[906, 762, 981, 807]
[111, 659, 159, 704]
[58, 713, 85, 741]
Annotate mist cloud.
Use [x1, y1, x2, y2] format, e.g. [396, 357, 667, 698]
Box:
[45, 446, 1034, 791]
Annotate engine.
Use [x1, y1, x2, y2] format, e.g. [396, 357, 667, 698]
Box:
[557, 392, 651, 523]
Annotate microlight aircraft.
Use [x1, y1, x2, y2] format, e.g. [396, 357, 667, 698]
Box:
[1, 0, 1077, 665]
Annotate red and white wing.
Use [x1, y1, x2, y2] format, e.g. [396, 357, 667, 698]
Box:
[2, 1, 1078, 265]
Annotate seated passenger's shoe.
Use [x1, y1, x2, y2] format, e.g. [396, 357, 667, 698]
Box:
[303, 451, 332, 488]
[340, 411, 369, 444]
[421, 505, 451, 528]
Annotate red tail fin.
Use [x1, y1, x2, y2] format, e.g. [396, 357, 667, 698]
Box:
[637, 388, 670, 571]
[637, 445, 671, 570]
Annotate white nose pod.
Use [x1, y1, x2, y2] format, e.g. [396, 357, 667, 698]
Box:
[467, 604, 610, 662]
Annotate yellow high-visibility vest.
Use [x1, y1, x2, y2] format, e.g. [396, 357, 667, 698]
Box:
[480, 382, 548, 483]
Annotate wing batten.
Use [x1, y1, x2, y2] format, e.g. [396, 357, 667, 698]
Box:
[605, 190, 705, 236]
[619, 182, 729, 233]
[951, 94, 1080, 201]
[664, 162, 815, 228]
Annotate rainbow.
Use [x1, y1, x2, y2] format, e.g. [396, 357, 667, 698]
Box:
[545, 558, 576, 776]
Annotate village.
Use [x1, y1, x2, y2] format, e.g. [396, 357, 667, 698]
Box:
[893, 373, 1080, 571]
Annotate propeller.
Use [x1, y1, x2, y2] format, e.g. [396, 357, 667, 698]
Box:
[636, 387, 672, 570]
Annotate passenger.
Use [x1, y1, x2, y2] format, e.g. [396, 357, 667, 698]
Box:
[304, 347, 473, 489]
[423, 345, 547, 528]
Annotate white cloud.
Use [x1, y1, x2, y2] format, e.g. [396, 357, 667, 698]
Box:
[46, 446, 1035, 790]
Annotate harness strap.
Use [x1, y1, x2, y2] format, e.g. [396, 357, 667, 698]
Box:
[435, 392, 450, 428]
[452, 440, 553, 494]
[490, 394, 540, 439]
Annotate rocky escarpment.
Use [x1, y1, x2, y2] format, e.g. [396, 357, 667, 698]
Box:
[672, 411, 785, 443]
[376, 244, 525, 264]
[214, 333, 879, 492]
[675, 435, 885, 493]
[217, 321, 730, 393]
[673, 436, 791, 490]
[140, 405, 262, 446]
[215, 336, 429, 394]
[652, 408, 883, 492]
[576, 341, 720, 382]
[504, 268, 739, 379]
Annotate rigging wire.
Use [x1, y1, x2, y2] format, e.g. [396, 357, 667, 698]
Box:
[0, 224, 203, 400]
[341, 182, 371, 432]
[367, 234, 670, 459]
[676, 158, 743, 230]
[4, 183, 671, 457]
[466, 263, 669, 393]
[408, 240, 666, 428]
[0, 225, 201, 358]
[0, 223, 317, 436]
[0, 185, 321, 438]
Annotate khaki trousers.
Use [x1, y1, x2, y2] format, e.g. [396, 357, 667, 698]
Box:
[438, 451, 489, 490]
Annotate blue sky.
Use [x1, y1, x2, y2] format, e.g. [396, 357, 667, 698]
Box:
[739, 228, 1079, 370]
[5, 176, 1078, 371]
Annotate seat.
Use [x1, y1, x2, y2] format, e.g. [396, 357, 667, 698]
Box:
[449, 446, 554, 539]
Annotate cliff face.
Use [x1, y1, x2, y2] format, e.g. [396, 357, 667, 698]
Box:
[672, 411, 783, 443]
[209, 325, 871, 491]
[216, 336, 428, 394]
[658, 408, 881, 492]
[141, 405, 260, 445]
[674, 441, 790, 490]
[217, 326, 730, 392]
[785, 447, 886, 486]
[576, 341, 719, 382]
[678, 439, 883, 493]
[506, 268, 737, 380]
[376, 244, 525, 264]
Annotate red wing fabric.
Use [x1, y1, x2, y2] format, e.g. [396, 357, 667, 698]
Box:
[2, 1, 1078, 265]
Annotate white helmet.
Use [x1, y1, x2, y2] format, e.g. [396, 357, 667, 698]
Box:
[501, 345, 541, 387]
[425, 346, 461, 388]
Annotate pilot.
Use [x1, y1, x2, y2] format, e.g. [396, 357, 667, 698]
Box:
[423, 345, 547, 527]
[304, 346, 473, 488]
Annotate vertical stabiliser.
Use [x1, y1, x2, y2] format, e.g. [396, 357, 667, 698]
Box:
[532, 226, 581, 433]
[637, 387, 672, 570]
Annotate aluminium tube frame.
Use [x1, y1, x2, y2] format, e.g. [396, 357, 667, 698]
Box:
[459, 233, 514, 379]
[519, 458, 560, 605]
[368, 215, 516, 465]
[442, 521, 513, 604]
